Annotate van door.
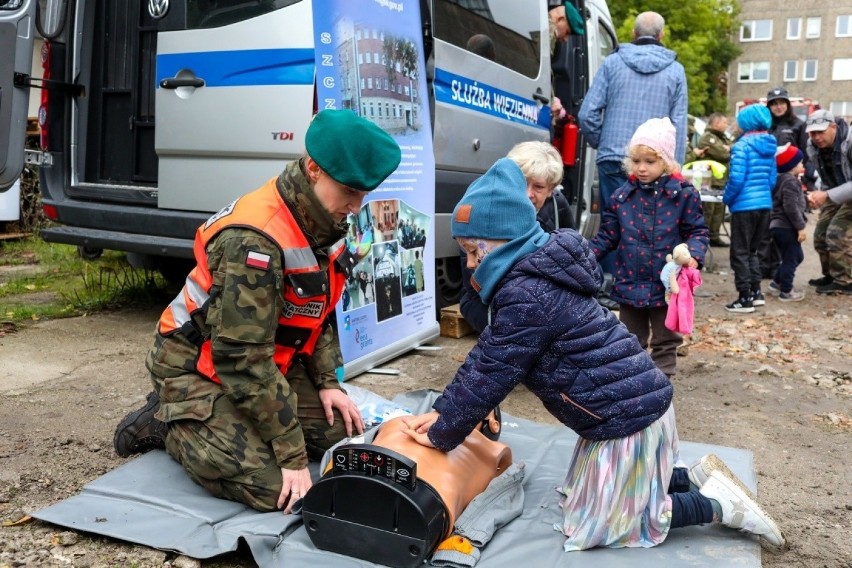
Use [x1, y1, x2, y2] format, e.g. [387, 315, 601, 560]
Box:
[154, 0, 315, 211]
[0, 0, 38, 191]
[430, 0, 550, 258]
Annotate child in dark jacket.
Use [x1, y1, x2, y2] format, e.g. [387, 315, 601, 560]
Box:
[403, 158, 784, 551]
[589, 117, 709, 378]
[769, 144, 808, 301]
[459, 141, 575, 334]
[723, 105, 778, 313]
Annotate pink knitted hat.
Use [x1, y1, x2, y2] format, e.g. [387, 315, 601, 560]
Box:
[629, 117, 677, 166]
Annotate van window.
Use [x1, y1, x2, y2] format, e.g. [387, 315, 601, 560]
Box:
[433, 0, 541, 79]
[186, 0, 302, 29]
[597, 18, 616, 61]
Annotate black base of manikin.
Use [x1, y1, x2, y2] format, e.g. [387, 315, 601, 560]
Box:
[302, 444, 449, 568]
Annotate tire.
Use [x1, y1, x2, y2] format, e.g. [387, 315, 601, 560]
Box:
[77, 246, 103, 260]
[157, 257, 194, 287]
[435, 256, 462, 311]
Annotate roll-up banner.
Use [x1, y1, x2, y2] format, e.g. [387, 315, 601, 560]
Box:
[313, 0, 439, 378]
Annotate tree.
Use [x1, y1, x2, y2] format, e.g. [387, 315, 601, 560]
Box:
[608, 0, 741, 117]
[383, 36, 418, 88]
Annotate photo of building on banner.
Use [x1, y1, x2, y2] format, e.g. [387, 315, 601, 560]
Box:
[312, 0, 438, 378]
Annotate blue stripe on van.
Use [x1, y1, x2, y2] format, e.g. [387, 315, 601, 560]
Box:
[156, 48, 315, 87]
[433, 68, 546, 129]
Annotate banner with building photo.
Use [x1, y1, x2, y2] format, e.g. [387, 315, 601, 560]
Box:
[313, 0, 438, 378]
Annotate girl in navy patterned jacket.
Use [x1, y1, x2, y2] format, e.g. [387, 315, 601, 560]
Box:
[403, 157, 782, 552]
[589, 117, 709, 378]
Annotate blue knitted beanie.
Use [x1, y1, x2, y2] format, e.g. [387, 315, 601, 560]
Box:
[451, 158, 550, 303]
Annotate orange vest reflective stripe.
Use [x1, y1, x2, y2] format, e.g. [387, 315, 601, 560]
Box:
[157, 177, 346, 383]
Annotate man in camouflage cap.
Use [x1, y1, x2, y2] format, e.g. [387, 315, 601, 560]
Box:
[114, 110, 401, 512]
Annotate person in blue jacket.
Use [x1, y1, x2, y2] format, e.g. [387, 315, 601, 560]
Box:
[403, 158, 784, 551]
[723, 104, 778, 313]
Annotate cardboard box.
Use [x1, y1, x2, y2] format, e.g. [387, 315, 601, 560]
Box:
[439, 304, 474, 338]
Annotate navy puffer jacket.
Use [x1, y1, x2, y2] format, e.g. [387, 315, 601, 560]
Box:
[428, 231, 673, 452]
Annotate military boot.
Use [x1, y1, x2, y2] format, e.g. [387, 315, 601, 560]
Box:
[113, 392, 169, 457]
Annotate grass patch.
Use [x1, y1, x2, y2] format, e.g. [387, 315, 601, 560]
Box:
[0, 236, 175, 322]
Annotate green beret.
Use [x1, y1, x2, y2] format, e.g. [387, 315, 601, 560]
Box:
[564, 2, 585, 35]
[305, 110, 401, 191]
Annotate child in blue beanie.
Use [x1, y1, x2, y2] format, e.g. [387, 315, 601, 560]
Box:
[723, 104, 778, 313]
[402, 158, 784, 551]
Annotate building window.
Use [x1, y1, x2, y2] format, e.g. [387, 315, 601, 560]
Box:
[806, 17, 821, 38]
[784, 60, 798, 81]
[740, 19, 772, 41]
[829, 101, 852, 117]
[803, 59, 818, 81]
[787, 18, 801, 39]
[738, 61, 770, 82]
[367, 77, 373, 89]
[358, 53, 363, 65]
[360, 78, 365, 89]
[356, 30, 361, 40]
[837, 15, 852, 37]
[832, 58, 852, 81]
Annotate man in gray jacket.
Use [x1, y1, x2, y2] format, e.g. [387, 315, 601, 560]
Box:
[804, 110, 852, 294]
[578, 11, 687, 274]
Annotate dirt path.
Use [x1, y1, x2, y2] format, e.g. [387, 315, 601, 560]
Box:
[0, 238, 850, 567]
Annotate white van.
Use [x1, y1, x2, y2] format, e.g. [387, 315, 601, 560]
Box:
[1, 0, 616, 306]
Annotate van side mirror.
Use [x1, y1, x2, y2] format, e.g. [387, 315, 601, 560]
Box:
[37, 0, 66, 39]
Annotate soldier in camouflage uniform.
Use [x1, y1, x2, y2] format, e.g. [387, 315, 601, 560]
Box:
[697, 113, 732, 247]
[804, 110, 852, 294]
[114, 110, 402, 512]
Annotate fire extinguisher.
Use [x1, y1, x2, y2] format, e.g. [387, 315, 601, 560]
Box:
[560, 117, 579, 166]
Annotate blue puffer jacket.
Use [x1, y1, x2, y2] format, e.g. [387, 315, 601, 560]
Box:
[428, 231, 673, 452]
[724, 105, 777, 213]
[589, 174, 709, 308]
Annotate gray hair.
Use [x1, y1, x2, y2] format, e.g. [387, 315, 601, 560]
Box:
[507, 141, 564, 188]
[634, 12, 665, 39]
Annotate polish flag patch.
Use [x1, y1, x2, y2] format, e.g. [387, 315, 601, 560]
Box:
[245, 251, 271, 270]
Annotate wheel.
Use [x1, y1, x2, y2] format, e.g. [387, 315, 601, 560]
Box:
[157, 257, 194, 287]
[434, 256, 462, 311]
[77, 246, 103, 260]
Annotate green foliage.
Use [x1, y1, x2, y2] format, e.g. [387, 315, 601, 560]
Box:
[609, 0, 742, 117]
[0, 237, 172, 322]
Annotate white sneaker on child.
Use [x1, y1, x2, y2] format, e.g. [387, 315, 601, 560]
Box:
[699, 470, 785, 546]
[688, 454, 756, 500]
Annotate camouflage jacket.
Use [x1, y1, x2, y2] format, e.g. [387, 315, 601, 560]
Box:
[697, 127, 731, 188]
[147, 159, 347, 469]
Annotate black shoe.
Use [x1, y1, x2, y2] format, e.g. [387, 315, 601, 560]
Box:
[709, 238, 730, 248]
[816, 281, 852, 295]
[808, 275, 833, 287]
[725, 296, 754, 313]
[114, 392, 168, 458]
[750, 290, 765, 307]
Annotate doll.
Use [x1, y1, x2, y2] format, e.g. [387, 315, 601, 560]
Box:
[660, 243, 692, 302]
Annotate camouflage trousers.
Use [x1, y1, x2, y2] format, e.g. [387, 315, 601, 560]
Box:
[702, 200, 726, 241]
[814, 201, 852, 284]
[150, 364, 347, 512]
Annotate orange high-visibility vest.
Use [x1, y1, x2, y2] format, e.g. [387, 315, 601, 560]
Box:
[157, 177, 347, 383]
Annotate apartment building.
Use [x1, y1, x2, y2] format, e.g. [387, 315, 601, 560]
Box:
[728, 0, 852, 120]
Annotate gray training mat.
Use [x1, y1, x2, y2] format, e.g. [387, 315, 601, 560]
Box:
[32, 389, 763, 567]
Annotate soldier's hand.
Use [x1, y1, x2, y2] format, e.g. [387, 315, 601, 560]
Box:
[318, 388, 365, 437]
[278, 467, 311, 513]
[798, 229, 807, 243]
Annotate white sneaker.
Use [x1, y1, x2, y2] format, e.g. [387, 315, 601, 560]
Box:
[699, 470, 785, 546]
[688, 454, 756, 500]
